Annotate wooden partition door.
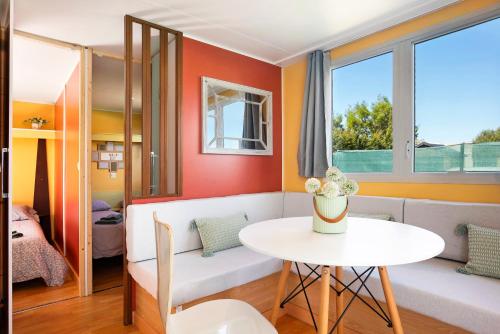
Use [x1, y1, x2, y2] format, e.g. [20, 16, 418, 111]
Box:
[123, 16, 183, 324]
[0, 0, 10, 331]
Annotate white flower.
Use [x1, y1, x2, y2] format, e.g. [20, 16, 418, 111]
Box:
[305, 178, 321, 194]
[341, 179, 359, 196]
[320, 181, 339, 198]
[325, 167, 344, 182]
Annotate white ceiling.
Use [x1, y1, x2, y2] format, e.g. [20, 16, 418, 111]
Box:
[13, 0, 458, 66]
[12, 35, 80, 104]
[92, 54, 141, 112]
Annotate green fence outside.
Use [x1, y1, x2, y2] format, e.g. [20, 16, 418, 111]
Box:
[333, 142, 500, 173]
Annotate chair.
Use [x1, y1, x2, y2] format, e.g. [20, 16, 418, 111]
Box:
[153, 212, 278, 334]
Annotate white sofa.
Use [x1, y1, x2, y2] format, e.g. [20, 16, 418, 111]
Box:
[126, 192, 500, 333]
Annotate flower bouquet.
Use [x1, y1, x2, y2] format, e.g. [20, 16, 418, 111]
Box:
[305, 167, 359, 234]
[24, 117, 48, 129]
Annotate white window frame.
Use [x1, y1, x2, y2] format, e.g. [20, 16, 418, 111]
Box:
[330, 8, 500, 184]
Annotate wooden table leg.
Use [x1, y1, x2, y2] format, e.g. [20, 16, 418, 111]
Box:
[335, 266, 344, 334]
[318, 265, 331, 334]
[378, 266, 404, 334]
[270, 260, 292, 325]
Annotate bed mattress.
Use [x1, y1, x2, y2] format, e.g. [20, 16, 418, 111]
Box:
[92, 210, 123, 259]
[12, 219, 67, 286]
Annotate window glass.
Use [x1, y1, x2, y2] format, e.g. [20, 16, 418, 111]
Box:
[332, 52, 393, 172]
[414, 18, 500, 172]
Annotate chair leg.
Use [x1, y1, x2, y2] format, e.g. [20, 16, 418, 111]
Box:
[335, 266, 344, 334]
[318, 266, 331, 334]
[270, 260, 292, 325]
[378, 266, 404, 334]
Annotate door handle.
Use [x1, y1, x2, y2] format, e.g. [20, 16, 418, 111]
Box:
[1, 148, 8, 199]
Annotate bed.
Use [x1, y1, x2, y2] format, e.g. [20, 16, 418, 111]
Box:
[12, 205, 68, 287]
[92, 200, 123, 259]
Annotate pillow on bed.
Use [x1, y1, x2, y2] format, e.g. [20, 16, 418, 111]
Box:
[92, 200, 111, 212]
[12, 205, 37, 221]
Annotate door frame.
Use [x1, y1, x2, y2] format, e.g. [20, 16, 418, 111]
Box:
[1, 0, 12, 331]
[11, 30, 90, 297]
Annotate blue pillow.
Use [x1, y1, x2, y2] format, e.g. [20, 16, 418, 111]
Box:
[92, 200, 111, 212]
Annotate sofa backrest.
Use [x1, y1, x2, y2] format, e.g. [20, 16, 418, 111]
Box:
[283, 192, 405, 222]
[126, 192, 284, 263]
[404, 199, 500, 262]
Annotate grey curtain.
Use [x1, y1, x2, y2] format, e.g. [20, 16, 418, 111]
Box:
[298, 50, 329, 177]
[241, 93, 265, 150]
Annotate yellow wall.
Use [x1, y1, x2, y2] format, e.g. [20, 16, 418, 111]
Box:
[91, 110, 132, 208]
[92, 109, 142, 136]
[13, 101, 55, 130]
[12, 101, 57, 224]
[283, 0, 500, 204]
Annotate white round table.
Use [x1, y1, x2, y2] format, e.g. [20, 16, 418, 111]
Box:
[239, 217, 444, 334]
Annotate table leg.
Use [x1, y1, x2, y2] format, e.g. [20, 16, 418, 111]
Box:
[318, 266, 331, 334]
[335, 266, 344, 334]
[378, 266, 404, 334]
[270, 260, 292, 325]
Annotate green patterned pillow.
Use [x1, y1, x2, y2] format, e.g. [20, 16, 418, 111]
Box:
[456, 224, 500, 279]
[194, 212, 249, 257]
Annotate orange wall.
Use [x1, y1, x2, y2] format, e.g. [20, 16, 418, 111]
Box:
[64, 64, 80, 273]
[283, 0, 500, 204]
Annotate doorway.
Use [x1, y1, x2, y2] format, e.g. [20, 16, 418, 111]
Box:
[90, 53, 125, 292]
[11, 33, 82, 312]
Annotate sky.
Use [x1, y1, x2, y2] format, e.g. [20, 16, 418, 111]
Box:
[332, 17, 500, 146]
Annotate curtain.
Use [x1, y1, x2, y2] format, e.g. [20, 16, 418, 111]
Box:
[298, 50, 329, 177]
[241, 93, 265, 150]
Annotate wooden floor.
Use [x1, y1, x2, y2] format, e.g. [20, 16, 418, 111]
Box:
[13, 286, 319, 334]
[93, 255, 123, 292]
[13, 272, 79, 312]
[13, 287, 139, 334]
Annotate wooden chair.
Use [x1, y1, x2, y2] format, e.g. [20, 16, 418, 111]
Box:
[153, 212, 277, 334]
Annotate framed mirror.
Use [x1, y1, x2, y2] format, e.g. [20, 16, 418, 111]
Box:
[202, 77, 273, 155]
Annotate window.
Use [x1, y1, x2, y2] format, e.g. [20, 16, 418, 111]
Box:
[330, 15, 500, 182]
[414, 17, 500, 172]
[332, 52, 393, 173]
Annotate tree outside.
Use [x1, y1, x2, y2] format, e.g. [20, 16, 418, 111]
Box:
[473, 127, 500, 144]
[332, 95, 392, 151]
[332, 96, 498, 150]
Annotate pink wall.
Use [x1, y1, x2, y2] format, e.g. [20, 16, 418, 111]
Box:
[64, 64, 80, 273]
[133, 37, 282, 204]
[54, 92, 64, 250]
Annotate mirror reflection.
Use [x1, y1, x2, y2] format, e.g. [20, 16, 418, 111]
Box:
[203, 77, 272, 155]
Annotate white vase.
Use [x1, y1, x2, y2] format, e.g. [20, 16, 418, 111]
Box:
[31, 122, 40, 129]
[312, 195, 348, 234]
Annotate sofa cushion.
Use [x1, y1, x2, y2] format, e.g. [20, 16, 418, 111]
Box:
[128, 246, 283, 306]
[283, 192, 405, 222]
[126, 192, 284, 262]
[344, 258, 500, 334]
[404, 199, 500, 262]
[457, 224, 500, 279]
[293, 258, 500, 334]
[194, 212, 249, 257]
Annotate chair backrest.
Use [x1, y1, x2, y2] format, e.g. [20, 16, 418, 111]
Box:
[153, 212, 174, 332]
